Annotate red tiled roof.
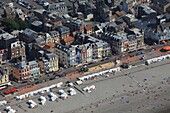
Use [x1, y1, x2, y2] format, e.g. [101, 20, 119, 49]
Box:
[64, 36, 74, 43]
[85, 25, 91, 31]
[43, 45, 50, 49]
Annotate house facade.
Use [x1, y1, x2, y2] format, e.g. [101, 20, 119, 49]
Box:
[0, 49, 8, 64]
[10, 41, 25, 59]
[46, 2, 68, 16]
[0, 67, 10, 86]
[103, 28, 144, 53]
[45, 53, 59, 72]
[12, 56, 30, 81]
[56, 26, 70, 39]
[55, 44, 78, 67]
[28, 60, 40, 79]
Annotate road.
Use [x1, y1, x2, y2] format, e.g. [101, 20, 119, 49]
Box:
[0, 44, 165, 95]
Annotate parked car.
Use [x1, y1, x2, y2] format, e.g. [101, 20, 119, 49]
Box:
[136, 51, 144, 56]
[140, 55, 146, 60]
[104, 57, 109, 60]
[128, 50, 136, 53]
[150, 48, 156, 52]
[120, 54, 125, 58]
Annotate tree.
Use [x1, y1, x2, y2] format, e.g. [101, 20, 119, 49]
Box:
[2, 18, 19, 32]
[2, 18, 30, 32]
[15, 18, 30, 30]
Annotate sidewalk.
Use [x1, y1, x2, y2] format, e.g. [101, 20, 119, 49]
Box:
[120, 49, 169, 64]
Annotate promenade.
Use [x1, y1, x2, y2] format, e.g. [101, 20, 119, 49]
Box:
[1, 59, 169, 113]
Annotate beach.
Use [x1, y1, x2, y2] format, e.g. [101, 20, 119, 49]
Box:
[1, 59, 170, 113]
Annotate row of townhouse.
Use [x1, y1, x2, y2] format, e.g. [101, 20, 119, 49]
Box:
[10, 41, 59, 82]
[12, 52, 59, 82]
[55, 35, 111, 67]
[102, 28, 144, 53]
[12, 56, 40, 81]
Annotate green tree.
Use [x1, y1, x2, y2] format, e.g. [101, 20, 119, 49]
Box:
[2, 18, 20, 31]
[15, 18, 30, 30]
[2, 18, 30, 32]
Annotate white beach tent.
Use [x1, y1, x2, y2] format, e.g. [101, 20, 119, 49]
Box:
[68, 88, 76, 96]
[39, 96, 46, 105]
[68, 82, 74, 87]
[28, 100, 38, 108]
[6, 106, 16, 113]
[60, 93, 68, 99]
[56, 82, 63, 88]
[89, 85, 96, 90]
[58, 90, 65, 95]
[75, 80, 83, 85]
[49, 92, 58, 101]
[83, 86, 91, 93]
[0, 100, 7, 106]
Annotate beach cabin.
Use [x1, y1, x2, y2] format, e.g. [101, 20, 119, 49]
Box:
[39, 96, 46, 105]
[75, 80, 83, 85]
[28, 100, 38, 108]
[68, 88, 76, 96]
[60, 93, 68, 99]
[5, 106, 16, 113]
[58, 90, 65, 95]
[0, 100, 7, 106]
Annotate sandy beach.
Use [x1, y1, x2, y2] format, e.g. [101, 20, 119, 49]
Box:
[1, 59, 170, 113]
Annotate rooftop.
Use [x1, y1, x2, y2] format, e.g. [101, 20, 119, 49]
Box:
[0, 33, 15, 40]
[22, 29, 38, 39]
[31, 21, 43, 26]
[64, 36, 74, 43]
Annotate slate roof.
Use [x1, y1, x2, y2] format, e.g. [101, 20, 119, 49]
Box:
[35, 36, 45, 44]
[64, 36, 74, 43]
[22, 29, 38, 39]
[56, 26, 70, 34]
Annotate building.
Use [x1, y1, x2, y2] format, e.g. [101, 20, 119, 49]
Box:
[136, 5, 157, 24]
[38, 58, 50, 74]
[10, 41, 25, 59]
[44, 33, 53, 45]
[0, 49, 8, 64]
[105, 19, 127, 33]
[95, 0, 110, 22]
[3, 7, 16, 19]
[151, 0, 170, 14]
[88, 36, 111, 58]
[55, 44, 78, 67]
[145, 22, 170, 43]
[56, 26, 70, 39]
[49, 31, 60, 43]
[65, 19, 83, 33]
[20, 28, 38, 44]
[16, 8, 25, 21]
[84, 25, 92, 36]
[31, 21, 43, 32]
[0, 32, 16, 50]
[46, 2, 68, 16]
[28, 60, 40, 79]
[55, 35, 111, 66]
[12, 56, 30, 81]
[0, 67, 10, 86]
[44, 53, 59, 72]
[103, 28, 144, 53]
[64, 36, 75, 46]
